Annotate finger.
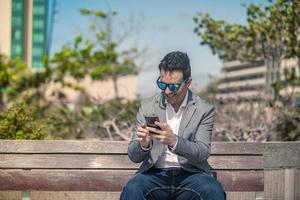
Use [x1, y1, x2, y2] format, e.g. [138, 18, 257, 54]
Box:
[141, 123, 147, 128]
[137, 131, 148, 138]
[137, 126, 149, 133]
[147, 127, 163, 135]
[151, 133, 164, 139]
[151, 134, 167, 144]
[155, 121, 169, 130]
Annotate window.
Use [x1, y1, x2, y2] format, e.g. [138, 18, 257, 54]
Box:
[33, 19, 44, 28]
[33, 34, 44, 42]
[34, 6, 45, 15]
[13, 2, 23, 11]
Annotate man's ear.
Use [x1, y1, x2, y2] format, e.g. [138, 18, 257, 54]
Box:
[186, 79, 192, 87]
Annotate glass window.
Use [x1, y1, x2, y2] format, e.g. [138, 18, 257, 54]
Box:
[33, 43, 44, 49]
[12, 16, 23, 26]
[34, 6, 45, 15]
[14, 45, 22, 54]
[15, 30, 21, 40]
[13, 2, 22, 11]
[33, 34, 44, 42]
[33, 19, 44, 28]
[33, 50, 43, 57]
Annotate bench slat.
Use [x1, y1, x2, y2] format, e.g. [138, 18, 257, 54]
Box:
[209, 155, 263, 170]
[0, 154, 262, 170]
[0, 170, 263, 192]
[0, 140, 128, 154]
[0, 141, 263, 155]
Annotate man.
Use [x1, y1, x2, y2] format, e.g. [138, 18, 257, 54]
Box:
[120, 51, 226, 200]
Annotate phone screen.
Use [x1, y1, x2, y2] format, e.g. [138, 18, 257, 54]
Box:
[145, 116, 161, 134]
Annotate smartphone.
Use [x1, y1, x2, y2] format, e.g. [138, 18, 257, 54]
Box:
[145, 116, 161, 134]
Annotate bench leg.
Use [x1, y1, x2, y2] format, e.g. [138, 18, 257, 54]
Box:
[21, 191, 30, 200]
[284, 168, 296, 200]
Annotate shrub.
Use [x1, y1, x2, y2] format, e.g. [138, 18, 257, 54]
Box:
[0, 102, 47, 139]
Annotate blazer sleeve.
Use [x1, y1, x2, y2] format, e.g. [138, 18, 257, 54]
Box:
[171, 105, 215, 163]
[127, 103, 151, 163]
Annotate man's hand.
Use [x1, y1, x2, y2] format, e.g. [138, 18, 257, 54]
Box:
[147, 122, 177, 147]
[136, 123, 151, 148]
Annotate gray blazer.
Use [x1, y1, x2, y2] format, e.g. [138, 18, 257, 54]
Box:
[128, 89, 215, 175]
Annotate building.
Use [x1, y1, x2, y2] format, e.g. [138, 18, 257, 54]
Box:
[216, 60, 267, 100]
[0, 0, 55, 69]
[216, 59, 300, 100]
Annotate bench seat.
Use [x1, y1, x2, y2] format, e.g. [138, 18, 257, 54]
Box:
[0, 141, 264, 192]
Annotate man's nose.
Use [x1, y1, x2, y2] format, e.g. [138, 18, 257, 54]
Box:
[164, 86, 173, 95]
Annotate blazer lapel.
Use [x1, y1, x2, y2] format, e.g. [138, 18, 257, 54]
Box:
[178, 90, 197, 137]
[154, 93, 167, 123]
[151, 93, 166, 162]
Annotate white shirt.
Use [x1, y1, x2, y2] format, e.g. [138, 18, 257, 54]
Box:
[154, 92, 188, 168]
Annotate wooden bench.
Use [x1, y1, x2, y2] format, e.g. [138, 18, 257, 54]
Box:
[0, 140, 264, 200]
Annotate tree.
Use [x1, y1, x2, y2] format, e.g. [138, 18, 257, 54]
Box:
[7, 8, 141, 114]
[51, 8, 139, 99]
[284, 0, 300, 73]
[0, 54, 26, 110]
[245, 0, 298, 98]
[1, 8, 142, 140]
[194, 0, 300, 99]
[194, 0, 300, 141]
[193, 14, 250, 62]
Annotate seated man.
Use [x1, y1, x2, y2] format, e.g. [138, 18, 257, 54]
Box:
[120, 51, 226, 200]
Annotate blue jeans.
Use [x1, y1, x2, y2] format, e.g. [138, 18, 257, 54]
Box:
[120, 167, 226, 200]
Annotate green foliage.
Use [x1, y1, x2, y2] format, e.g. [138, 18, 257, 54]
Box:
[7, 7, 139, 108]
[0, 102, 47, 139]
[276, 107, 300, 141]
[284, 68, 300, 85]
[55, 8, 138, 81]
[0, 7, 141, 140]
[193, 0, 300, 64]
[0, 54, 26, 90]
[193, 13, 251, 61]
[194, 0, 300, 101]
[51, 8, 138, 98]
[0, 54, 26, 110]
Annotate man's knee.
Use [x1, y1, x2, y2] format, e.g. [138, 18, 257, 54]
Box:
[203, 180, 224, 193]
[200, 178, 226, 199]
[122, 173, 155, 194]
[123, 181, 140, 193]
[121, 177, 146, 200]
[123, 175, 146, 192]
[185, 174, 226, 199]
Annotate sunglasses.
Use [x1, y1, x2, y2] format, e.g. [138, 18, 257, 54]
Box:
[156, 77, 188, 92]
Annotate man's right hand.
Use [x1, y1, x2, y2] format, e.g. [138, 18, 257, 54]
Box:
[136, 123, 151, 148]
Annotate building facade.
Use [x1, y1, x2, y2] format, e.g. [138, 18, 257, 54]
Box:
[216, 60, 267, 100]
[216, 59, 300, 100]
[0, 0, 54, 69]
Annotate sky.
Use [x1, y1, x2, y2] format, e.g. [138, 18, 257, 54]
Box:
[51, 0, 268, 97]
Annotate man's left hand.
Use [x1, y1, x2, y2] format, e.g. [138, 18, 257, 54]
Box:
[147, 122, 177, 147]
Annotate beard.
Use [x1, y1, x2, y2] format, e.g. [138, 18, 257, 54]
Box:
[163, 88, 187, 107]
[164, 91, 179, 105]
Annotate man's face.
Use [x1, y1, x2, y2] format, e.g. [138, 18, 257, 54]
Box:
[159, 70, 190, 105]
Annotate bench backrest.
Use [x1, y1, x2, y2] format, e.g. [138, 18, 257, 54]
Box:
[0, 141, 263, 192]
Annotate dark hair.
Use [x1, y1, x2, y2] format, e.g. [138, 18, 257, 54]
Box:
[158, 51, 191, 80]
